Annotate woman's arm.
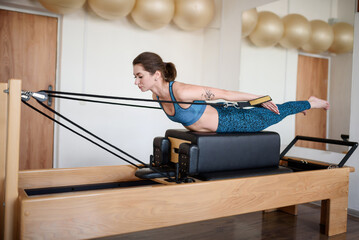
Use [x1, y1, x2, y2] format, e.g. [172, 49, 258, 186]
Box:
[174, 82, 260, 102]
[174, 82, 280, 114]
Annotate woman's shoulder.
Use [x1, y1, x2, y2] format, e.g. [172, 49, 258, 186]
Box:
[172, 81, 196, 90]
[172, 81, 202, 101]
[172, 81, 187, 100]
[172, 81, 192, 92]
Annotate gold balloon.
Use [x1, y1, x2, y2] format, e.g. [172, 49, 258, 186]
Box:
[249, 11, 284, 47]
[173, 0, 215, 31]
[242, 8, 258, 37]
[131, 0, 175, 30]
[38, 0, 86, 14]
[329, 22, 354, 54]
[279, 14, 311, 49]
[301, 20, 334, 54]
[88, 0, 136, 20]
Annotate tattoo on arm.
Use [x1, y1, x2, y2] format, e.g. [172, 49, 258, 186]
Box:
[202, 88, 215, 100]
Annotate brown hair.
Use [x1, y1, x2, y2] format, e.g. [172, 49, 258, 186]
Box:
[132, 52, 177, 82]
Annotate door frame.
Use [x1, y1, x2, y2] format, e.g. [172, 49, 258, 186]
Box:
[297, 51, 331, 145]
[0, 3, 62, 168]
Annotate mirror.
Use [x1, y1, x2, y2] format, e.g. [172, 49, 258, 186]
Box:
[238, 0, 355, 153]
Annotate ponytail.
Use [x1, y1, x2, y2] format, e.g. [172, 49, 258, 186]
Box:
[163, 62, 177, 82]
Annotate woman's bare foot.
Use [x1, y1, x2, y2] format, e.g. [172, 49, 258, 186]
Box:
[308, 96, 330, 110]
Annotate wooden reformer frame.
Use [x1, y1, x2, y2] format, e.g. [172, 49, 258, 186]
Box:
[0, 79, 356, 239]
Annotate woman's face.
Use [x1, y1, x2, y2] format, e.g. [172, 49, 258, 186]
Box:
[133, 64, 156, 92]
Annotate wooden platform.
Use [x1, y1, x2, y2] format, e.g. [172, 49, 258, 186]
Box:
[18, 163, 353, 239]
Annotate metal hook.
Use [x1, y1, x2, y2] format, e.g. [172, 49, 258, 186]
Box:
[223, 102, 240, 109]
[20, 90, 48, 102]
[21, 91, 32, 101]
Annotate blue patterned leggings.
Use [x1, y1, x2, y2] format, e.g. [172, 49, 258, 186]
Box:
[213, 101, 311, 133]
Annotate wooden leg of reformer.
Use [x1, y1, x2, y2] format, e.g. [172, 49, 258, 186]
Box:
[0, 82, 8, 240]
[279, 205, 298, 215]
[3, 79, 22, 240]
[320, 197, 348, 236]
[263, 205, 298, 215]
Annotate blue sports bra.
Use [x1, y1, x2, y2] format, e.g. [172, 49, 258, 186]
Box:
[158, 81, 206, 126]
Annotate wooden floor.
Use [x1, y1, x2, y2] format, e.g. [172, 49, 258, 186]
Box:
[97, 203, 359, 240]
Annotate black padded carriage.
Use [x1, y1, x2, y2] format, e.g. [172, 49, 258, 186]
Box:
[136, 129, 292, 181]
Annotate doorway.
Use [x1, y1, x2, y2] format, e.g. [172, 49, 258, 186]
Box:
[295, 54, 329, 150]
[0, 9, 58, 169]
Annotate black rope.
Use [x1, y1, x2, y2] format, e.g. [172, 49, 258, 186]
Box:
[22, 100, 175, 180]
[36, 100, 144, 164]
[44, 90, 221, 106]
[47, 94, 162, 109]
[22, 100, 141, 168]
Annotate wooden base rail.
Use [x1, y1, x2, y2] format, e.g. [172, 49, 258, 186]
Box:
[18, 166, 351, 239]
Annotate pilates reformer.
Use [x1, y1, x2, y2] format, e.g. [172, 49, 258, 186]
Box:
[0, 79, 357, 240]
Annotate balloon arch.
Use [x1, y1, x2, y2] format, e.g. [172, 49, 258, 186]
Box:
[242, 8, 354, 54]
[38, 0, 215, 31]
[37, 0, 354, 54]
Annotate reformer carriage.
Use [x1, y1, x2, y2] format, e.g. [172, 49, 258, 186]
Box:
[1, 79, 357, 239]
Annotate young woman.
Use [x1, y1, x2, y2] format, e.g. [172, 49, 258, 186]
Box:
[132, 52, 329, 133]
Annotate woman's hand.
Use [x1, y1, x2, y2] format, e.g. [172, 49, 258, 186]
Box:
[261, 101, 280, 115]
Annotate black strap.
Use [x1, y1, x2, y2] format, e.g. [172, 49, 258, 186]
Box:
[45, 90, 213, 105]
[44, 90, 271, 108]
